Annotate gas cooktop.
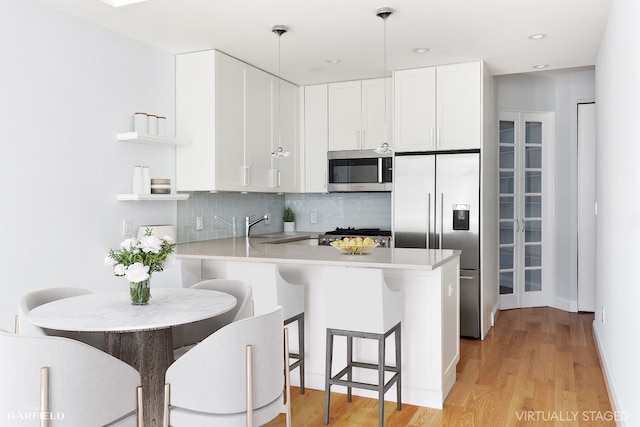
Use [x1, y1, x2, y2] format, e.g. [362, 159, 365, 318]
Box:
[322, 227, 391, 236]
[318, 228, 392, 247]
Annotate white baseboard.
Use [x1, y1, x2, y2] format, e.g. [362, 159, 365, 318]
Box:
[592, 320, 628, 427]
[551, 296, 578, 312]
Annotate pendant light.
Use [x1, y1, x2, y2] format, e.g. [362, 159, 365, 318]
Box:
[271, 25, 291, 159]
[374, 7, 395, 154]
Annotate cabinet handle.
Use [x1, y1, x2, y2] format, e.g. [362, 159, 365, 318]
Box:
[437, 129, 441, 147]
[356, 130, 360, 148]
[460, 275, 475, 280]
[514, 219, 519, 232]
[363, 130, 366, 148]
[430, 129, 435, 146]
[243, 166, 250, 186]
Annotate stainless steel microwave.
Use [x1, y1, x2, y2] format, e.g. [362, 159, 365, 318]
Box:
[327, 150, 393, 192]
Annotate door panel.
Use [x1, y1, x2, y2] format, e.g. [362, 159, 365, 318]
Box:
[498, 110, 553, 309]
[437, 153, 480, 270]
[393, 155, 435, 248]
[460, 269, 480, 338]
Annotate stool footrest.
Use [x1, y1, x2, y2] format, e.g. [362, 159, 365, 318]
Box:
[330, 372, 400, 393]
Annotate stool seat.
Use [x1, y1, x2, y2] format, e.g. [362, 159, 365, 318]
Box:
[323, 267, 402, 427]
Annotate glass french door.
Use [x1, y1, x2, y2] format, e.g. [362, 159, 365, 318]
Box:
[499, 110, 553, 309]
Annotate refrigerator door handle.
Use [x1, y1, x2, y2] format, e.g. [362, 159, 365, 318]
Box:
[439, 193, 444, 249]
[427, 193, 432, 249]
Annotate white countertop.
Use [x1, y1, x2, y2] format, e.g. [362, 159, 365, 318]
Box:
[176, 235, 460, 271]
[27, 288, 237, 333]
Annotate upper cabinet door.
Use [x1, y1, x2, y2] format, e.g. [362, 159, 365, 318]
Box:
[393, 62, 482, 152]
[361, 78, 391, 150]
[302, 84, 329, 193]
[393, 67, 437, 152]
[274, 80, 300, 192]
[328, 81, 362, 150]
[436, 62, 481, 150]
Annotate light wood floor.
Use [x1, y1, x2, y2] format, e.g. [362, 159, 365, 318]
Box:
[265, 307, 614, 426]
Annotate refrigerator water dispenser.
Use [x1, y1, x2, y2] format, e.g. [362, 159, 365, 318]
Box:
[453, 204, 470, 230]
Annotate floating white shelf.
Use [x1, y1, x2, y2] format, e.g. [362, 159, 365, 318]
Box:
[117, 193, 190, 201]
[116, 132, 189, 147]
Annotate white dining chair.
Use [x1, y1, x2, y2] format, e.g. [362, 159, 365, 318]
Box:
[164, 306, 291, 427]
[172, 279, 253, 358]
[226, 262, 306, 393]
[0, 330, 143, 427]
[18, 287, 105, 350]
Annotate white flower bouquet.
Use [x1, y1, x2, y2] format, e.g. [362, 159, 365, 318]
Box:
[104, 228, 176, 303]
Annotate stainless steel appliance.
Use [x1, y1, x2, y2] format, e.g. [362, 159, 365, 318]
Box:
[318, 227, 392, 247]
[393, 150, 481, 338]
[327, 150, 393, 192]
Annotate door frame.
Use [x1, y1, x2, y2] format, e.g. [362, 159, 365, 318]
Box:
[577, 102, 596, 312]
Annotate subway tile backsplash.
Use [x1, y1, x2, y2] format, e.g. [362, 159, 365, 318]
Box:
[177, 192, 392, 243]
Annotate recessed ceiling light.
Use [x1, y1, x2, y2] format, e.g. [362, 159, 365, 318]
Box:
[326, 59, 341, 64]
[528, 34, 547, 40]
[412, 48, 430, 53]
[100, 0, 147, 6]
[533, 64, 549, 69]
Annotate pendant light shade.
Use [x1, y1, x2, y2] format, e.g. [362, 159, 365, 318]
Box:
[374, 7, 395, 154]
[271, 25, 291, 159]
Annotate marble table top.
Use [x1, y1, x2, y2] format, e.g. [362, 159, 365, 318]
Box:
[27, 288, 237, 333]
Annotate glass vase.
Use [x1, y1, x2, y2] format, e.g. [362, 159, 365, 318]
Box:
[130, 279, 151, 305]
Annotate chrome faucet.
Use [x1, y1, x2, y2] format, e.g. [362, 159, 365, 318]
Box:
[214, 215, 236, 237]
[245, 214, 268, 236]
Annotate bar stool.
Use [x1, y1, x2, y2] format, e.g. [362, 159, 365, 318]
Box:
[323, 267, 401, 427]
[226, 261, 306, 394]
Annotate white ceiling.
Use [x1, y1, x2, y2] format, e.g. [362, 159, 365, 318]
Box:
[35, 0, 612, 86]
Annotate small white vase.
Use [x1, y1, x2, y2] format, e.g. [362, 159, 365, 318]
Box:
[284, 222, 295, 232]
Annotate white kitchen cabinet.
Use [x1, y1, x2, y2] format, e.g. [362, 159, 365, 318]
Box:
[302, 84, 328, 193]
[271, 79, 299, 192]
[393, 62, 481, 152]
[328, 78, 391, 151]
[176, 49, 299, 193]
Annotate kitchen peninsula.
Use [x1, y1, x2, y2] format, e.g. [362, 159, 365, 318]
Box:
[176, 235, 461, 409]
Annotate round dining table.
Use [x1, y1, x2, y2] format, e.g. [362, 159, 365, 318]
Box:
[27, 288, 237, 427]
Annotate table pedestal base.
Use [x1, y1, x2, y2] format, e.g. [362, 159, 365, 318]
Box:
[105, 329, 174, 427]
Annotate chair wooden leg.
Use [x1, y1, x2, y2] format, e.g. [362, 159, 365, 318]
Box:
[40, 367, 49, 427]
[246, 345, 253, 427]
[162, 384, 169, 427]
[298, 315, 305, 394]
[283, 328, 292, 427]
[138, 386, 145, 427]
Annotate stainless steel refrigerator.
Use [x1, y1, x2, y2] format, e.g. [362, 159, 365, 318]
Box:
[393, 151, 480, 338]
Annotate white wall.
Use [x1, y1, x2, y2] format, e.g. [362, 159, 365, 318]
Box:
[496, 69, 595, 311]
[0, 1, 178, 332]
[594, 0, 640, 423]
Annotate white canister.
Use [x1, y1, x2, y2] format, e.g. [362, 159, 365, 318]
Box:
[134, 112, 148, 134]
[157, 116, 166, 136]
[147, 115, 158, 135]
[132, 166, 143, 194]
[142, 166, 151, 194]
